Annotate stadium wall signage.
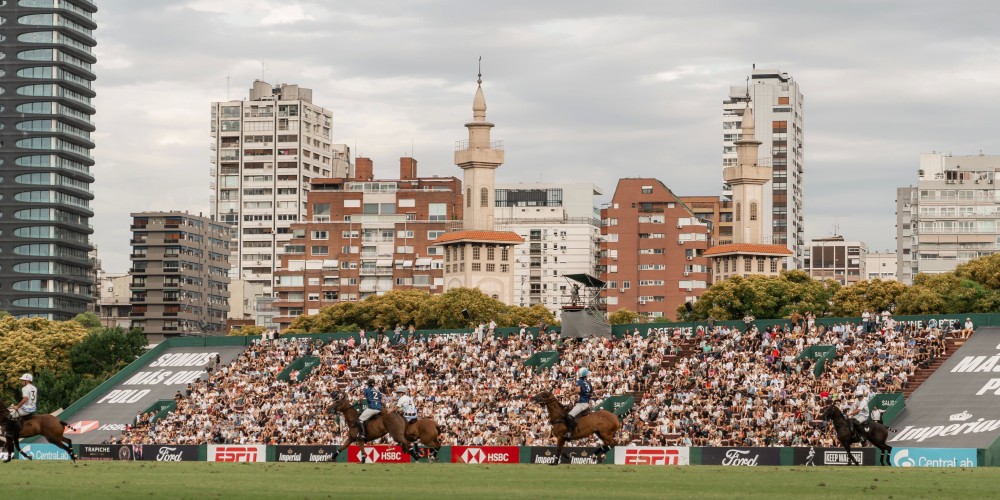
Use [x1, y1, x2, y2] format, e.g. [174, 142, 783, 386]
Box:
[14, 444, 72, 461]
[529, 446, 607, 464]
[275, 446, 337, 462]
[347, 445, 410, 463]
[142, 445, 201, 462]
[791, 446, 875, 466]
[451, 446, 519, 464]
[208, 444, 266, 463]
[890, 448, 977, 467]
[700, 447, 781, 466]
[613, 446, 690, 465]
[79, 444, 143, 461]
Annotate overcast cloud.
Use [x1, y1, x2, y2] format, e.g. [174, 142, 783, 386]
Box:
[90, 0, 1000, 272]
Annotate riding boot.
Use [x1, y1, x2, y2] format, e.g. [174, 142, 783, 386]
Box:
[563, 415, 577, 438]
[355, 419, 366, 442]
[851, 420, 866, 442]
[8, 419, 21, 440]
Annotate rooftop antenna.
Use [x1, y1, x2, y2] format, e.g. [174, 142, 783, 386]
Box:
[745, 76, 750, 100]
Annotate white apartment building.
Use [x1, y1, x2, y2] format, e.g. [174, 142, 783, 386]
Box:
[210, 80, 351, 295]
[494, 183, 602, 316]
[866, 252, 898, 281]
[896, 152, 1000, 284]
[723, 67, 805, 268]
[802, 235, 866, 286]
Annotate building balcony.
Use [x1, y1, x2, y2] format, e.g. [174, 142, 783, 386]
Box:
[454, 140, 504, 166]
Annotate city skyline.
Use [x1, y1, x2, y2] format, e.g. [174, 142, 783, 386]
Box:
[89, 1, 1000, 272]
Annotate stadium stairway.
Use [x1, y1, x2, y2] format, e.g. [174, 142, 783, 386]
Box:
[903, 336, 965, 399]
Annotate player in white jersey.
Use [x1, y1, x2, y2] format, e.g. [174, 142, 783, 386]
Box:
[7, 373, 37, 438]
[396, 386, 418, 423]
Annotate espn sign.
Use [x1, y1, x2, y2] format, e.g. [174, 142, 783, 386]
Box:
[451, 446, 519, 464]
[347, 445, 411, 463]
[614, 446, 690, 466]
[208, 445, 266, 463]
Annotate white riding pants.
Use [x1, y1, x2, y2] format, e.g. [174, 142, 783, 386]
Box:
[568, 403, 589, 417]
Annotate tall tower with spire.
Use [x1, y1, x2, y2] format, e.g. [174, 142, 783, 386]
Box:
[705, 99, 792, 282]
[455, 69, 505, 231]
[436, 69, 523, 304]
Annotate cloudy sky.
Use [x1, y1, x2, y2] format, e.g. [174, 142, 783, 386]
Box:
[91, 0, 1000, 272]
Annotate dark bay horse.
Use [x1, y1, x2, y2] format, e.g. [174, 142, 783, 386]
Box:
[404, 418, 444, 462]
[0, 406, 77, 463]
[821, 404, 892, 466]
[327, 393, 419, 463]
[531, 391, 619, 465]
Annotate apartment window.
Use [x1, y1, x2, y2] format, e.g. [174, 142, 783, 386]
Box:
[486, 246, 495, 260]
[311, 231, 328, 240]
[778, 96, 789, 105]
[311, 246, 328, 255]
[428, 230, 444, 240]
[472, 263, 481, 272]
[501, 247, 509, 261]
[486, 263, 495, 272]
[757, 257, 765, 273]
[744, 259, 752, 272]
[428, 203, 447, 222]
[641, 186, 653, 194]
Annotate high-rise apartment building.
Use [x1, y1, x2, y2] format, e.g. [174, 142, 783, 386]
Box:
[866, 252, 897, 281]
[600, 178, 712, 320]
[0, 1, 98, 319]
[97, 271, 131, 329]
[723, 68, 804, 268]
[210, 80, 350, 296]
[129, 212, 231, 341]
[272, 158, 462, 330]
[803, 235, 867, 286]
[678, 196, 734, 245]
[895, 152, 1000, 284]
[494, 183, 602, 316]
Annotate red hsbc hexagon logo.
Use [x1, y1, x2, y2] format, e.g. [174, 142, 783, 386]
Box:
[347, 445, 409, 463]
[64, 421, 100, 434]
[452, 446, 519, 464]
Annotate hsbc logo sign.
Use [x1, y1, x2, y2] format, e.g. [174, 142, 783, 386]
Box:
[347, 445, 410, 463]
[64, 421, 100, 434]
[208, 445, 265, 462]
[451, 446, 518, 464]
[614, 447, 690, 466]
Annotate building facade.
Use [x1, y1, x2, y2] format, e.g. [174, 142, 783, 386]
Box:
[96, 271, 131, 329]
[494, 183, 603, 316]
[706, 100, 793, 282]
[439, 75, 522, 304]
[866, 252, 898, 281]
[0, 1, 98, 319]
[600, 178, 712, 320]
[272, 158, 462, 329]
[803, 236, 867, 286]
[723, 68, 804, 268]
[895, 153, 1000, 284]
[129, 212, 231, 341]
[678, 196, 734, 245]
[210, 80, 350, 296]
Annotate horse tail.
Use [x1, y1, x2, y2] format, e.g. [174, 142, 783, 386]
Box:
[61, 421, 70, 428]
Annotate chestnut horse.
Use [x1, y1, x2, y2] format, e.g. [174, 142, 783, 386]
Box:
[404, 418, 444, 462]
[531, 390, 619, 465]
[0, 405, 77, 463]
[327, 393, 419, 463]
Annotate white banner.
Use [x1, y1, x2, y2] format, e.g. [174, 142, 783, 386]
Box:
[208, 444, 266, 463]
[613, 446, 690, 465]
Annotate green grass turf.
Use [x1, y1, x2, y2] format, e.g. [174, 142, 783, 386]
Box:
[2, 462, 996, 499]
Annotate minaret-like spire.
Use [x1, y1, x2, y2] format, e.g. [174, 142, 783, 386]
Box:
[473, 57, 487, 120]
[740, 100, 755, 141]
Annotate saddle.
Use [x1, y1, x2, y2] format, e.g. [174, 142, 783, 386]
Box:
[577, 408, 592, 419]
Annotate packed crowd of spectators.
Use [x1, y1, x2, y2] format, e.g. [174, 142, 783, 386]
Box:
[114, 316, 966, 447]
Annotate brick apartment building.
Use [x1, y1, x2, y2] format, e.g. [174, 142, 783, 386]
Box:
[601, 179, 712, 320]
[272, 157, 462, 329]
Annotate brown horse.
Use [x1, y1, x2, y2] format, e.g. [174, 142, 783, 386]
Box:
[821, 404, 893, 466]
[531, 390, 619, 466]
[0, 406, 77, 463]
[404, 418, 444, 462]
[327, 393, 419, 463]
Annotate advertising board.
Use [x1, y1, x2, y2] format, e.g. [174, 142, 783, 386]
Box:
[208, 444, 266, 463]
[700, 447, 781, 466]
[613, 446, 690, 465]
[450, 446, 519, 464]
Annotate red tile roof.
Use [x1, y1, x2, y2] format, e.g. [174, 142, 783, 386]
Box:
[433, 230, 525, 244]
[702, 243, 793, 257]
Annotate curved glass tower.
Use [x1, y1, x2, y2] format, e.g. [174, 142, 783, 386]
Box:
[0, 0, 97, 319]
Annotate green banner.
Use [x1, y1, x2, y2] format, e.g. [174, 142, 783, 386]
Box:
[523, 351, 559, 373]
[278, 356, 320, 382]
[596, 395, 634, 416]
[868, 392, 905, 425]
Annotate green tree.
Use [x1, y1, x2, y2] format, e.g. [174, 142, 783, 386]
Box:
[686, 271, 839, 321]
[72, 311, 102, 329]
[70, 327, 148, 378]
[0, 316, 88, 396]
[608, 308, 640, 325]
[954, 253, 1000, 291]
[831, 279, 908, 317]
[32, 368, 102, 413]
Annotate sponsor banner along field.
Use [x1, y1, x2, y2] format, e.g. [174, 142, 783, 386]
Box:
[141, 445, 201, 462]
[891, 448, 978, 467]
[79, 444, 143, 461]
[347, 445, 410, 463]
[700, 447, 782, 466]
[208, 444, 266, 463]
[613, 446, 690, 465]
[791, 446, 876, 466]
[274, 445, 337, 463]
[529, 446, 608, 465]
[451, 446, 519, 464]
